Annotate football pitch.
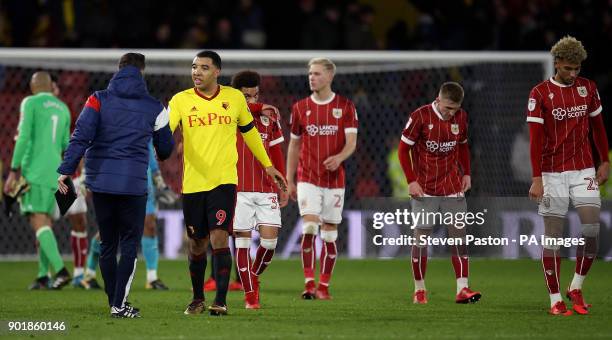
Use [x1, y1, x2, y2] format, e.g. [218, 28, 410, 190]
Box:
[0, 259, 611, 339]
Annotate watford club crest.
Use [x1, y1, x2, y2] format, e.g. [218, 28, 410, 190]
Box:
[577, 86, 588, 98]
[332, 108, 343, 119]
[451, 124, 459, 135]
[222, 102, 230, 110]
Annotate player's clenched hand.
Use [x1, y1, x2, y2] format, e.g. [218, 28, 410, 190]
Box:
[529, 177, 544, 202]
[409, 181, 424, 198]
[261, 104, 280, 122]
[287, 180, 297, 201]
[3, 171, 17, 195]
[279, 190, 289, 208]
[265, 166, 288, 193]
[596, 161, 610, 185]
[323, 155, 342, 171]
[57, 174, 70, 195]
[461, 175, 471, 193]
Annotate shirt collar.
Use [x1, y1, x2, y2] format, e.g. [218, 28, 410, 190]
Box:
[549, 77, 572, 88]
[431, 101, 445, 120]
[310, 92, 336, 105]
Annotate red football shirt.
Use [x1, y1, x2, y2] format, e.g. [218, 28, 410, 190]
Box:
[526, 77, 602, 173]
[290, 93, 358, 189]
[237, 112, 284, 193]
[401, 102, 468, 196]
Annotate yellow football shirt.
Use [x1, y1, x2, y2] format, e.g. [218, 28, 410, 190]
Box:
[169, 85, 254, 193]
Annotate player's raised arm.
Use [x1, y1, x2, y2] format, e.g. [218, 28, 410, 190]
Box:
[237, 97, 287, 192]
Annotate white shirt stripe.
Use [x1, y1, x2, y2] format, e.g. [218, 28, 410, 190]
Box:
[401, 135, 415, 145]
[526, 116, 544, 124]
[589, 106, 602, 117]
[269, 136, 285, 147]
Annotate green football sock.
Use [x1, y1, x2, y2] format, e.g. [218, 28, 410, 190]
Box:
[36, 226, 65, 273]
[37, 247, 49, 278]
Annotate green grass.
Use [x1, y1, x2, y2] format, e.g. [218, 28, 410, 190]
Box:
[0, 259, 611, 339]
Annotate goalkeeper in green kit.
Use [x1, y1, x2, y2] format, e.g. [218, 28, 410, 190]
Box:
[3, 71, 72, 290]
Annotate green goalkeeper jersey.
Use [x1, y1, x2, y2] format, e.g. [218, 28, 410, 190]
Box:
[11, 92, 71, 188]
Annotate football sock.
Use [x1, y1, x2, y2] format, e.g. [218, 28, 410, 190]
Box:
[86, 237, 100, 278]
[213, 247, 232, 306]
[189, 253, 206, 300]
[235, 239, 253, 293]
[141, 236, 159, 282]
[36, 226, 65, 273]
[542, 248, 561, 306]
[70, 231, 88, 277]
[252, 242, 275, 276]
[571, 234, 596, 291]
[450, 244, 469, 293]
[319, 240, 337, 287]
[301, 234, 316, 282]
[411, 245, 427, 292]
[37, 243, 50, 279]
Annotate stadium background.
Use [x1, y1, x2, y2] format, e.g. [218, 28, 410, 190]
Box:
[0, 0, 611, 259]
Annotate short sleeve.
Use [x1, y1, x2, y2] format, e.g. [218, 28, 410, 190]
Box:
[269, 120, 284, 147]
[343, 101, 358, 135]
[588, 80, 603, 117]
[526, 87, 544, 124]
[290, 103, 302, 139]
[401, 112, 422, 146]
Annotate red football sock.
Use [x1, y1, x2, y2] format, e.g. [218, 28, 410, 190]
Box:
[301, 234, 316, 281]
[575, 240, 595, 276]
[411, 245, 428, 281]
[235, 247, 253, 293]
[319, 241, 337, 286]
[450, 244, 469, 279]
[542, 248, 560, 294]
[252, 245, 275, 276]
[70, 231, 88, 270]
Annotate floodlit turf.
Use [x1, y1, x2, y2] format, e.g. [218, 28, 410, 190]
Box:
[0, 259, 611, 339]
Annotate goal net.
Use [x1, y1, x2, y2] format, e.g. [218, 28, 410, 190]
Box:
[5, 49, 591, 259]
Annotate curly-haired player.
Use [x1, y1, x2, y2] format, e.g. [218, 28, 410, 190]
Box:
[527, 35, 609, 316]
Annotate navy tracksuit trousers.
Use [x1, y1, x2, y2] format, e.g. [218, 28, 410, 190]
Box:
[92, 192, 146, 309]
